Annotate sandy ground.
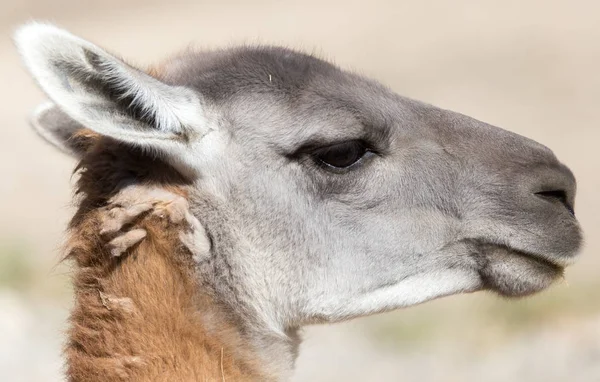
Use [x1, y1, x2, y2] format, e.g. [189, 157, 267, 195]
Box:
[1, 0, 599, 381]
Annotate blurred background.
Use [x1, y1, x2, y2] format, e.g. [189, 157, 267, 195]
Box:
[1, 0, 599, 381]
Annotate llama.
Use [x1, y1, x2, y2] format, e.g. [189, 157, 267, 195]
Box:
[15, 23, 582, 381]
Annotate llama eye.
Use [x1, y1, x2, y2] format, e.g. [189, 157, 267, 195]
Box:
[313, 141, 369, 169]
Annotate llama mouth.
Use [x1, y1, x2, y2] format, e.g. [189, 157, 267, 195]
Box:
[474, 243, 565, 297]
[507, 247, 565, 271]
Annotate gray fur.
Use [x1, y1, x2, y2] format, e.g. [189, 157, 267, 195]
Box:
[16, 24, 582, 379]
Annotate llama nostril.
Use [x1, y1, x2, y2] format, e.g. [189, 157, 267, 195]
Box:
[535, 190, 575, 216]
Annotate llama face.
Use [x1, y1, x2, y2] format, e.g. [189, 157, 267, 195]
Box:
[16, 23, 581, 330]
[177, 56, 581, 325]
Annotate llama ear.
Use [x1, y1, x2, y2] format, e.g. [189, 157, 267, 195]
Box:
[31, 101, 96, 157]
[15, 23, 208, 171]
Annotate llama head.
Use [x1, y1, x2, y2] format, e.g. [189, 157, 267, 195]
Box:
[16, 23, 582, 332]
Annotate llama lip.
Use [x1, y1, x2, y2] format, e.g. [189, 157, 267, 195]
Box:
[535, 190, 576, 217]
[488, 243, 568, 270]
[511, 249, 565, 272]
[476, 243, 565, 297]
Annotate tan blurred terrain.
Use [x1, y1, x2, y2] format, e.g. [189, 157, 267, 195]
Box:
[0, 1, 599, 381]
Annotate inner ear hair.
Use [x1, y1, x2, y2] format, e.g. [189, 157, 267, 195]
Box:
[53, 48, 161, 130]
[81, 49, 160, 129]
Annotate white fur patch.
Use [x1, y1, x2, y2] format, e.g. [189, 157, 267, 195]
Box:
[311, 268, 482, 322]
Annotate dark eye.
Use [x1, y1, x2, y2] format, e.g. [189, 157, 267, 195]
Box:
[313, 141, 369, 169]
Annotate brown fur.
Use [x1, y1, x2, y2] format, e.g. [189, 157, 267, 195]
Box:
[63, 133, 268, 381]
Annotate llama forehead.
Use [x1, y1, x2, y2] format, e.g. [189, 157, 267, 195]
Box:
[157, 46, 405, 146]
[158, 46, 341, 101]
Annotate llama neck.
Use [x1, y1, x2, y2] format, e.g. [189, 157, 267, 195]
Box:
[64, 207, 271, 381]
